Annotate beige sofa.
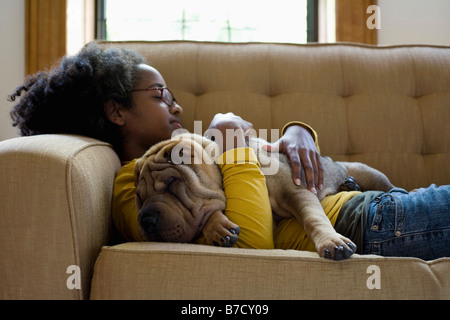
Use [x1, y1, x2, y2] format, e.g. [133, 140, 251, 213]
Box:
[1, 41, 449, 300]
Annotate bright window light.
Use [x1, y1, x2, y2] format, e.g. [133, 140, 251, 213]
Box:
[104, 0, 308, 43]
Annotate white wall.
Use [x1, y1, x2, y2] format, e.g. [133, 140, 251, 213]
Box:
[0, 0, 25, 141]
[378, 0, 450, 46]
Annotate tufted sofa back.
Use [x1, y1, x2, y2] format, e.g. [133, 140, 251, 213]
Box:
[100, 41, 450, 190]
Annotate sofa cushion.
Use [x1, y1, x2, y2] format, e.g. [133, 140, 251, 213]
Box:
[91, 242, 450, 300]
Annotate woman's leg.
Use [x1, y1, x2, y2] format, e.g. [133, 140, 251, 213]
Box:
[362, 184, 450, 260]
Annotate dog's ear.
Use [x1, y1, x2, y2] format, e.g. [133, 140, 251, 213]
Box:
[134, 153, 148, 182]
[134, 151, 153, 211]
[134, 159, 145, 211]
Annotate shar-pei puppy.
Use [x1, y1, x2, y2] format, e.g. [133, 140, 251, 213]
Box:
[134, 133, 394, 260]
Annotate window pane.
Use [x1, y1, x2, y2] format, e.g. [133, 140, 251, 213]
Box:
[104, 0, 308, 43]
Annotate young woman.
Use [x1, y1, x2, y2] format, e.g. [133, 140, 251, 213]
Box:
[9, 42, 450, 260]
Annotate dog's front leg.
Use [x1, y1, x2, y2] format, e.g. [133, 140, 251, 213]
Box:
[202, 211, 240, 247]
[291, 190, 357, 260]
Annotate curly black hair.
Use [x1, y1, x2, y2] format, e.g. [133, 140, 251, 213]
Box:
[9, 42, 147, 153]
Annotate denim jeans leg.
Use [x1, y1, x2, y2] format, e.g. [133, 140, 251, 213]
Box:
[362, 184, 450, 260]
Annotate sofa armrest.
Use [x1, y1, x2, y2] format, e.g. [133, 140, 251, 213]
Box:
[0, 134, 121, 300]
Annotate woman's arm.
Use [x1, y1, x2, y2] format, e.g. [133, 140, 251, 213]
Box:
[200, 113, 274, 248]
[215, 147, 274, 249]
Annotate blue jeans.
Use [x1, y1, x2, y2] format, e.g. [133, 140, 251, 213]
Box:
[362, 184, 450, 260]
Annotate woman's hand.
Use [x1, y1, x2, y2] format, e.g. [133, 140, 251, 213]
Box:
[205, 114, 323, 194]
[205, 113, 253, 154]
[263, 125, 323, 195]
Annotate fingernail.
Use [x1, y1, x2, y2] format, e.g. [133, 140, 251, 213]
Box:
[310, 187, 317, 195]
[319, 184, 324, 191]
[346, 242, 357, 252]
[295, 178, 301, 186]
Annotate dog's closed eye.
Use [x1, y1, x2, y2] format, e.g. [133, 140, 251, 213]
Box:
[155, 175, 177, 192]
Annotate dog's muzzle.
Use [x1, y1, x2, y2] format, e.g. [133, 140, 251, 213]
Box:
[138, 200, 195, 243]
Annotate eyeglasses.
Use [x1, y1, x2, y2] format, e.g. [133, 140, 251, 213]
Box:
[131, 86, 177, 107]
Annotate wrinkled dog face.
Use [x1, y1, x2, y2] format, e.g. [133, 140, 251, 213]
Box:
[134, 133, 226, 243]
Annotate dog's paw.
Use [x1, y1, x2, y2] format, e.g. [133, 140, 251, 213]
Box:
[316, 234, 357, 261]
[213, 227, 241, 247]
[203, 211, 240, 247]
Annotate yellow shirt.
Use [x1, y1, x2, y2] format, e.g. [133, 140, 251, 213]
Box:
[197, 148, 274, 249]
[111, 121, 358, 251]
[112, 159, 143, 242]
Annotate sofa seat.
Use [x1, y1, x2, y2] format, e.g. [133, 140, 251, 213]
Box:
[90, 242, 450, 300]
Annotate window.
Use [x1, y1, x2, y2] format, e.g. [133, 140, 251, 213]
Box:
[96, 0, 318, 43]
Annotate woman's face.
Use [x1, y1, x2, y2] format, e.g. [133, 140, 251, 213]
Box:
[120, 64, 183, 157]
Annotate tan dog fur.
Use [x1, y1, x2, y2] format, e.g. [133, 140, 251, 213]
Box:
[135, 133, 394, 260]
